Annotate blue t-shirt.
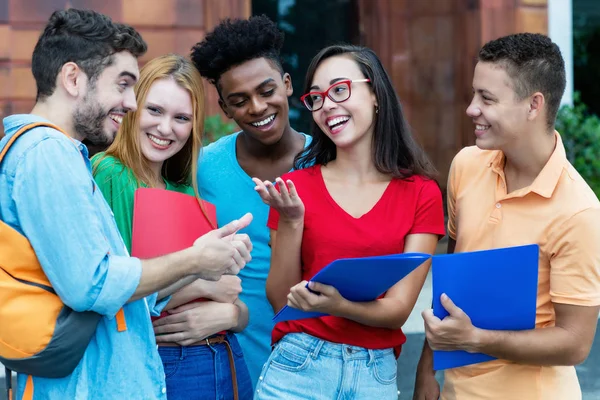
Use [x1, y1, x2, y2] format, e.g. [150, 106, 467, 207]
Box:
[197, 131, 311, 385]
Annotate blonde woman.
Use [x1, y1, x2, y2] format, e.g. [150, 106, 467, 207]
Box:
[92, 54, 253, 400]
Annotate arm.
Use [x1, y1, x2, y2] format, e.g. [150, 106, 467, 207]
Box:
[161, 275, 242, 311]
[467, 303, 599, 365]
[253, 177, 305, 313]
[153, 299, 249, 346]
[413, 237, 455, 400]
[414, 158, 459, 400]
[304, 233, 438, 329]
[423, 208, 600, 366]
[16, 138, 251, 316]
[424, 295, 599, 365]
[130, 223, 252, 302]
[14, 138, 142, 316]
[230, 298, 249, 332]
[286, 179, 445, 328]
[266, 224, 303, 313]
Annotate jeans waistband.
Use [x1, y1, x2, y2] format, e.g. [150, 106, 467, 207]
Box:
[279, 333, 394, 362]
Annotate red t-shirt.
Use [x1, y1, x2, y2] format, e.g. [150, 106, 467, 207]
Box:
[267, 165, 445, 356]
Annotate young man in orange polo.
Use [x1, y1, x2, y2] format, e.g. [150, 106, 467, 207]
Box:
[413, 33, 600, 400]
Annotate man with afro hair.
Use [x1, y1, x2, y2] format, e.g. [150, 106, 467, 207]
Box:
[183, 15, 310, 388]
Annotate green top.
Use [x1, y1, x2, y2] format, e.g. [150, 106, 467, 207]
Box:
[91, 153, 194, 253]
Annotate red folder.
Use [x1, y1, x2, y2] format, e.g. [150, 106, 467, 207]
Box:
[132, 188, 219, 324]
[131, 187, 217, 259]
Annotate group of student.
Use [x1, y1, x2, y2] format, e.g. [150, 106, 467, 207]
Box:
[0, 7, 598, 400]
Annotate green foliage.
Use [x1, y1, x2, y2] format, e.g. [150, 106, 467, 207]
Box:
[203, 114, 237, 145]
[555, 92, 600, 198]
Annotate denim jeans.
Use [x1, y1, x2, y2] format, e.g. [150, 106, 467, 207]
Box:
[158, 333, 253, 400]
[254, 333, 399, 400]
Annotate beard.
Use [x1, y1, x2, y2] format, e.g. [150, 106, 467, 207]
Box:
[73, 91, 113, 146]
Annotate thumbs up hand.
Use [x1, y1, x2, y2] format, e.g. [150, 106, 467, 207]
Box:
[192, 213, 254, 281]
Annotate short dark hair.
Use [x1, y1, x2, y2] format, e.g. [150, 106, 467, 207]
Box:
[479, 33, 566, 128]
[190, 15, 284, 90]
[32, 8, 147, 101]
[295, 44, 437, 181]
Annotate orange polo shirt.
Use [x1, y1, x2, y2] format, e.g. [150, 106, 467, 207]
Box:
[443, 132, 600, 400]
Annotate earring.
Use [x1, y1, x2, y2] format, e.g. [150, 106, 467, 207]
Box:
[375, 105, 379, 114]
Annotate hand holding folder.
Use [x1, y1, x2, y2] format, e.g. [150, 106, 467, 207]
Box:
[431, 244, 539, 370]
[273, 253, 431, 323]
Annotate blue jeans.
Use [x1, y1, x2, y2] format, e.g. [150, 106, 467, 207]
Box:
[254, 333, 399, 400]
[158, 333, 253, 400]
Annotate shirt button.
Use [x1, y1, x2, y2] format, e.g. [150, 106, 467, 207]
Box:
[162, 387, 166, 394]
[495, 203, 501, 208]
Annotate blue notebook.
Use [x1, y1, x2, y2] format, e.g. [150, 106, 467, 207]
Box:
[272, 253, 431, 323]
[432, 244, 539, 370]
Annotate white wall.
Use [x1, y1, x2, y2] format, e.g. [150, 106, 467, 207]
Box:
[549, 0, 574, 106]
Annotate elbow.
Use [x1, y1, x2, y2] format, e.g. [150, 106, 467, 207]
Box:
[55, 272, 109, 313]
[566, 344, 591, 366]
[266, 284, 286, 314]
[383, 315, 408, 330]
[60, 289, 95, 313]
[266, 289, 281, 314]
[386, 308, 411, 330]
[265, 277, 282, 312]
[387, 320, 406, 330]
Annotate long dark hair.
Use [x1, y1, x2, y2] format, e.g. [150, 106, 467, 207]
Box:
[295, 44, 437, 180]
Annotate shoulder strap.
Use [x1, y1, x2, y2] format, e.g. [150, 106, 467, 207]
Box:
[0, 122, 67, 165]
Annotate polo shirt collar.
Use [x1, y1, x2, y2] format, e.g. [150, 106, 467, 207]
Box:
[488, 131, 566, 198]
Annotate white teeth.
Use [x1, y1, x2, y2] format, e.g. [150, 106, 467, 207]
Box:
[327, 116, 350, 127]
[476, 124, 490, 130]
[109, 114, 123, 124]
[251, 115, 275, 127]
[148, 134, 171, 147]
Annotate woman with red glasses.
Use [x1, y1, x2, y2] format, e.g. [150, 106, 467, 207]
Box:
[252, 44, 446, 399]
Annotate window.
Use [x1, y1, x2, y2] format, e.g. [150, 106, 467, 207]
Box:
[252, 0, 360, 134]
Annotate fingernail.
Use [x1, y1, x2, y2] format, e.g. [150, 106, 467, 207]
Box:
[441, 293, 447, 300]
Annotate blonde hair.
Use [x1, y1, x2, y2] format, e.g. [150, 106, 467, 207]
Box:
[95, 54, 214, 227]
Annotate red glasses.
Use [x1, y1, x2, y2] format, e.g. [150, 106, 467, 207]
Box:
[300, 79, 371, 111]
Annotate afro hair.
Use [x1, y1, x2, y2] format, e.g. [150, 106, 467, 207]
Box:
[190, 15, 285, 86]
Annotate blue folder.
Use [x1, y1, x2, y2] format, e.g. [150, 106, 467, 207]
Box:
[272, 253, 431, 323]
[431, 244, 539, 370]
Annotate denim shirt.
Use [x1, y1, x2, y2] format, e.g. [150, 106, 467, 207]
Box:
[0, 115, 168, 399]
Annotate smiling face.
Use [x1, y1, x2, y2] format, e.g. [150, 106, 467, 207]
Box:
[308, 55, 377, 149]
[73, 51, 139, 145]
[138, 77, 193, 171]
[218, 57, 293, 145]
[466, 61, 532, 151]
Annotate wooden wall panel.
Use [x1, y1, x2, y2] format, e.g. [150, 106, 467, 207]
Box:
[358, 0, 548, 188]
[0, 0, 251, 137]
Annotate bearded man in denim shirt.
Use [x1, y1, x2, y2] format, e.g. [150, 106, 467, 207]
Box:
[0, 9, 253, 399]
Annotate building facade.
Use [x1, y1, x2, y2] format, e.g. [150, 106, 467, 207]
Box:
[0, 0, 549, 187]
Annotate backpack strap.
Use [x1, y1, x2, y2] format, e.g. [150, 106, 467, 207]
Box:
[1, 122, 69, 400]
[0, 122, 68, 165]
[5, 366, 11, 400]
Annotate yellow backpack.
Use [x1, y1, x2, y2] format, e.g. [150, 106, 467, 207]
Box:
[0, 122, 102, 399]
